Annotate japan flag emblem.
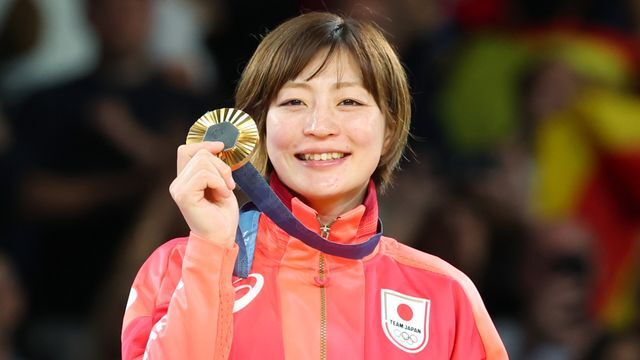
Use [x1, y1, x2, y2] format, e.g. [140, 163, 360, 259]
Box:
[381, 288, 430, 353]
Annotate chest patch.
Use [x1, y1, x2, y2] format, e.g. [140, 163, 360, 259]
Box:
[233, 273, 264, 313]
[380, 288, 430, 353]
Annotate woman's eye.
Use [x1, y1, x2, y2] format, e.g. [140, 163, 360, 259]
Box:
[280, 99, 304, 106]
[339, 99, 362, 106]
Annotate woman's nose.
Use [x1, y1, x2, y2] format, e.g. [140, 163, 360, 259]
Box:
[303, 104, 339, 137]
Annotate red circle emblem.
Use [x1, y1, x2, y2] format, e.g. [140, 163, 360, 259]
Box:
[397, 303, 413, 321]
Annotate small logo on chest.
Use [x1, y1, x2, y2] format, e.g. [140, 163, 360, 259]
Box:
[233, 273, 264, 313]
[380, 288, 430, 353]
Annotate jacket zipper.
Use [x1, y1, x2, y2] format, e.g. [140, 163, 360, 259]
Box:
[318, 220, 334, 360]
[319, 253, 327, 360]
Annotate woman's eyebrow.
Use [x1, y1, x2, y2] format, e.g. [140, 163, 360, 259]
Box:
[335, 81, 363, 89]
[280, 79, 364, 90]
[280, 82, 311, 90]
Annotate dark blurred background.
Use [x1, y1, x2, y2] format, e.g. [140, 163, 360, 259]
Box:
[1, 0, 640, 359]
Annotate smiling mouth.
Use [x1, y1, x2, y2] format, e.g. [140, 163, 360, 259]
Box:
[295, 152, 348, 161]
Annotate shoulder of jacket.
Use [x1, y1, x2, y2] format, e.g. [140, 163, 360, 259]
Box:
[379, 236, 474, 289]
[153, 237, 189, 259]
[141, 237, 190, 276]
[378, 239, 508, 359]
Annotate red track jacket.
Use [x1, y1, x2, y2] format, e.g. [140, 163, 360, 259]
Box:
[122, 178, 507, 359]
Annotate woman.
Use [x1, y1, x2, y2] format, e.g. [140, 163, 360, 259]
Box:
[121, 12, 507, 359]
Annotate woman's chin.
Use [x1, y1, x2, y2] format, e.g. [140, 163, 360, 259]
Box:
[293, 183, 344, 203]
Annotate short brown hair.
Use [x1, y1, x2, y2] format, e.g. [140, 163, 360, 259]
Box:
[235, 12, 411, 190]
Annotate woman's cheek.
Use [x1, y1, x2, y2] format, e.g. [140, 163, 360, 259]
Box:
[266, 113, 298, 158]
[345, 114, 385, 149]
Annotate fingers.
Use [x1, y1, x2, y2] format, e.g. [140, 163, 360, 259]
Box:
[177, 142, 235, 189]
[170, 142, 236, 208]
[169, 141, 240, 245]
[171, 168, 232, 205]
[177, 141, 225, 175]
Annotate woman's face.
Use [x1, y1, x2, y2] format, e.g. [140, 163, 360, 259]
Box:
[266, 49, 388, 211]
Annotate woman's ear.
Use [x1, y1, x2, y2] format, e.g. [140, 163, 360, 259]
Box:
[382, 120, 393, 154]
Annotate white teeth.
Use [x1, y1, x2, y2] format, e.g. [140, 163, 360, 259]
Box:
[302, 152, 345, 161]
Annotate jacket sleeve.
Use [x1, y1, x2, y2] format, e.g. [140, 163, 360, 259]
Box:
[121, 233, 239, 360]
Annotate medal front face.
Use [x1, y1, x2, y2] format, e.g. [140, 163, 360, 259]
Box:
[187, 108, 260, 170]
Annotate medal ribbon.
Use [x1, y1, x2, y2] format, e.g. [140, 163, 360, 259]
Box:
[231, 164, 383, 276]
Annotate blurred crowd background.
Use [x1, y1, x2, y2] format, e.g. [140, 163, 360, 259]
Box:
[1, 0, 640, 359]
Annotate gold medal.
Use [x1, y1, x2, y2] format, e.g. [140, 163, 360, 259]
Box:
[186, 108, 259, 170]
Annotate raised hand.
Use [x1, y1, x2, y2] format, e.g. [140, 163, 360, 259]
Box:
[169, 141, 238, 246]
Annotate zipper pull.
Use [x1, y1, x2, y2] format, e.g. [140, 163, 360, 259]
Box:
[317, 215, 336, 239]
[320, 223, 331, 238]
[316, 216, 334, 288]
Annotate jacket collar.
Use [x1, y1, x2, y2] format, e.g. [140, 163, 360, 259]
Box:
[269, 173, 379, 246]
